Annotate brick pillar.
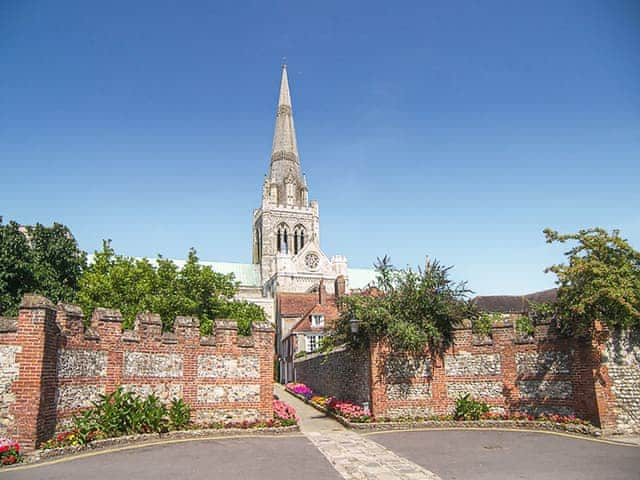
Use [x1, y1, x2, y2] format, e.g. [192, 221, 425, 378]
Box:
[583, 329, 618, 431]
[11, 294, 59, 449]
[253, 322, 275, 419]
[368, 340, 387, 417]
[175, 316, 200, 422]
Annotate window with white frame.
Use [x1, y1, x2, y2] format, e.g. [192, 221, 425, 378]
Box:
[311, 314, 325, 327]
[306, 334, 320, 353]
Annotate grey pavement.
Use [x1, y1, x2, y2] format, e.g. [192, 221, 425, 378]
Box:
[3, 436, 343, 480]
[370, 429, 640, 480]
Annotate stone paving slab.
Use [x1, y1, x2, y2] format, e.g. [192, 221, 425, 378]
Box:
[307, 431, 441, 480]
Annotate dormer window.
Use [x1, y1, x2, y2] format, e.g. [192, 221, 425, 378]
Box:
[311, 314, 325, 327]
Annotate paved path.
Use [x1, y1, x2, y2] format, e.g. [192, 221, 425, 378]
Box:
[275, 384, 441, 480]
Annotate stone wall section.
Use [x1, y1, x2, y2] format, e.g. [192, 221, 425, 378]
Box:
[369, 318, 588, 420]
[446, 381, 503, 399]
[516, 351, 571, 375]
[124, 352, 183, 378]
[197, 355, 260, 378]
[56, 385, 105, 411]
[0, 295, 275, 449]
[444, 353, 501, 377]
[57, 349, 107, 378]
[294, 346, 370, 406]
[602, 329, 640, 433]
[0, 343, 21, 436]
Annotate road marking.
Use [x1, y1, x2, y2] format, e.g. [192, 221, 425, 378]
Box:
[361, 426, 640, 448]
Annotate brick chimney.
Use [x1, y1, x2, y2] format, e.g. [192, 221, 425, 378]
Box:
[318, 279, 326, 305]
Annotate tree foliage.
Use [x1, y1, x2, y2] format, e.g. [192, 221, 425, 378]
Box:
[544, 227, 640, 334]
[78, 241, 265, 335]
[0, 218, 86, 315]
[333, 256, 474, 353]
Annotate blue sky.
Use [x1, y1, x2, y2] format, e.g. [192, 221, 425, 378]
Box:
[1, 0, 638, 295]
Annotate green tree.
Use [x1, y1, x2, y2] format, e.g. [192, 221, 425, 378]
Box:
[78, 241, 262, 334]
[0, 218, 86, 315]
[216, 299, 267, 336]
[334, 257, 474, 353]
[544, 228, 640, 334]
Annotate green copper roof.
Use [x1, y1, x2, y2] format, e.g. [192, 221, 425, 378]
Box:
[206, 261, 262, 287]
[163, 259, 262, 287]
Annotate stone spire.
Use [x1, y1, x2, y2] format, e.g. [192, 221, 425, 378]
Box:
[269, 64, 302, 183]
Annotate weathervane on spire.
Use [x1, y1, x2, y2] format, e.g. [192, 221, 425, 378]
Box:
[282, 56, 287, 68]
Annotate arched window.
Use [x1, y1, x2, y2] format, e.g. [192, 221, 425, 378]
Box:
[293, 225, 306, 254]
[277, 223, 290, 254]
[255, 228, 262, 261]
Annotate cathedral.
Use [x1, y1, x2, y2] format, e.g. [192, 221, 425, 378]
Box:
[197, 65, 375, 366]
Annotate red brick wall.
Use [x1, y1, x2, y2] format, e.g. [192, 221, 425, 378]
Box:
[368, 315, 621, 430]
[0, 294, 275, 449]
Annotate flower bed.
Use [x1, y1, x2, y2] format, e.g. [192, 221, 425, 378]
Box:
[43, 399, 298, 450]
[285, 382, 313, 400]
[0, 438, 22, 467]
[284, 382, 600, 436]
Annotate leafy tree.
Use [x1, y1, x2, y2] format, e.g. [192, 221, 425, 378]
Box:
[0, 218, 86, 315]
[334, 256, 474, 353]
[216, 300, 267, 336]
[544, 228, 640, 334]
[78, 241, 263, 334]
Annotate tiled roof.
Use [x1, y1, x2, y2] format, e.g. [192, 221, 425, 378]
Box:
[291, 303, 340, 334]
[278, 292, 336, 317]
[472, 288, 558, 314]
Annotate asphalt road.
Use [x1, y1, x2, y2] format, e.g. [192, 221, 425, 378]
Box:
[4, 430, 639, 480]
[370, 429, 640, 480]
[3, 435, 342, 480]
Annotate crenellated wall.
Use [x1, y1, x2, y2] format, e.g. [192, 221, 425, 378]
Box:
[0, 294, 275, 449]
[294, 314, 639, 433]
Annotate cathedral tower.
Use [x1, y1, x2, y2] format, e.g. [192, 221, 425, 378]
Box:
[253, 65, 344, 292]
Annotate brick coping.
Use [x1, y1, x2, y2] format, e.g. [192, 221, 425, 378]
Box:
[284, 389, 601, 438]
[19, 426, 300, 465]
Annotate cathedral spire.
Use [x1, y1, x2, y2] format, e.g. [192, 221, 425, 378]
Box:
[269, 63, 302, 183]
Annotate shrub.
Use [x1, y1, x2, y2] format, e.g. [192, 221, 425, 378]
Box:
[273, 400, 298, 426]
[168, 398, 192, 430]
[326, 398, 373, 423]
[285, 382, 313, 400]
[43, 388, 171, 449]
[472, 313, 498, 336]
[334, 256, 474, 353]
[515, 315, 535, 337]
[310, 396, 328, 407]
[0, 438, 21, 466]
[453, 394, 490, 421]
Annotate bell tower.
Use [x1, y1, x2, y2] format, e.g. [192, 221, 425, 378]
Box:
[252, 64, 320, 284]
